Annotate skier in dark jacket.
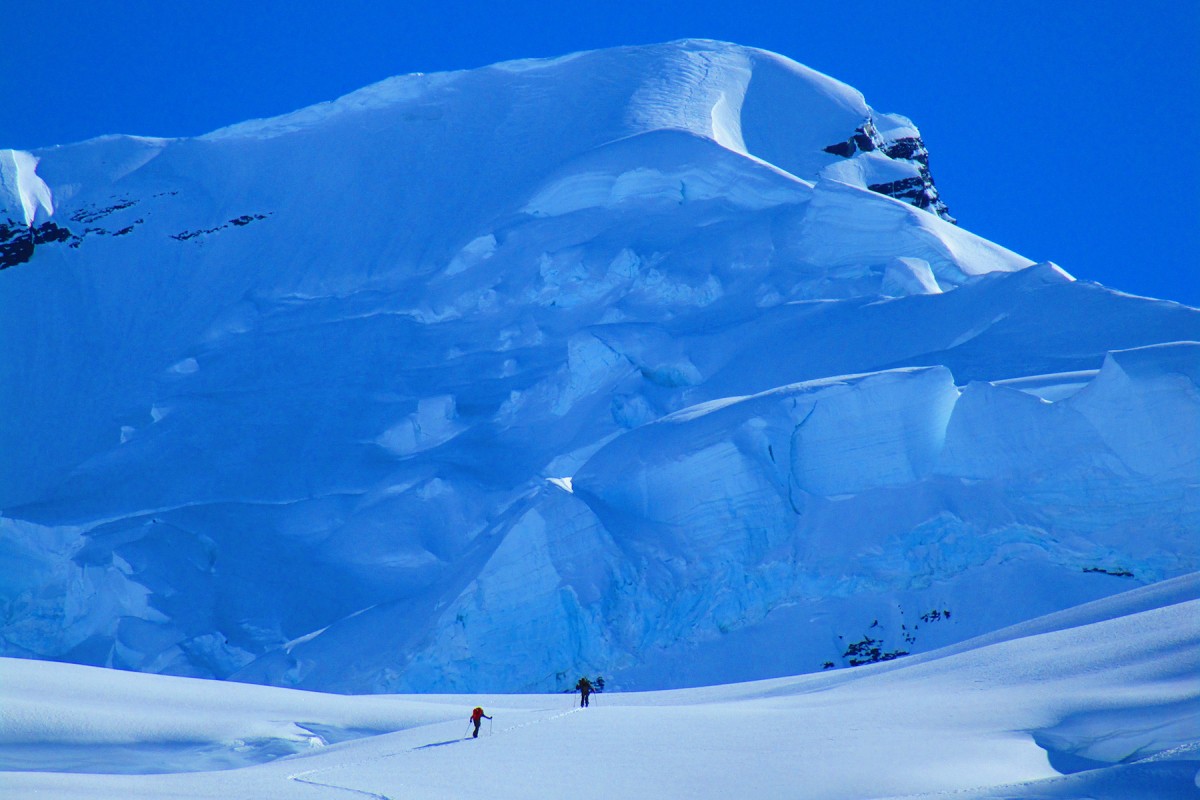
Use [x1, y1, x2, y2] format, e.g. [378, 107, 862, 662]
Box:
[576, 677, 593, 707]
[470, 706, 492, 738]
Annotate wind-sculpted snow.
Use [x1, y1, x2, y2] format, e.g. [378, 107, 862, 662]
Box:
[1, 39, 1198, 694]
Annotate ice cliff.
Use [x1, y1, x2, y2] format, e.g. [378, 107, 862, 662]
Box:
[1, 40, 1197, 692]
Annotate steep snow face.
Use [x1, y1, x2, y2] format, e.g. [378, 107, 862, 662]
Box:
[0, 150, 66, 272]
[1, 39, 1197, 693]
[0, 150, 54, 226]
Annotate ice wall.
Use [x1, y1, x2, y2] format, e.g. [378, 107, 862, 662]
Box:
[2, 40, 1198, 692]
[273, 345, 1199, 693]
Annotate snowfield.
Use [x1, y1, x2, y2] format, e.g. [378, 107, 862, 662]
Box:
[2, 575, 1197, 798]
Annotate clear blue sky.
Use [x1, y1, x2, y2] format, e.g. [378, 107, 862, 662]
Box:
[4, 1, 1197, 304]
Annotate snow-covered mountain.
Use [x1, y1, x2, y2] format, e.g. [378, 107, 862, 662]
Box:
[2, 39, 1197, 694]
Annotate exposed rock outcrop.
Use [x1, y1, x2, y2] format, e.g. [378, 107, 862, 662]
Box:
[824, 116, 955, 223]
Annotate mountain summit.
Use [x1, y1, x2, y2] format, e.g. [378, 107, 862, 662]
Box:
[2, 40, 1197, 693]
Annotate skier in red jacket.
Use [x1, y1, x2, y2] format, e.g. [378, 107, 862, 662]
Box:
[470, 706, 492, 738]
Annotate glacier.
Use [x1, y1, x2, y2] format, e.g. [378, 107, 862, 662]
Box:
[1, 39, 1197, 694]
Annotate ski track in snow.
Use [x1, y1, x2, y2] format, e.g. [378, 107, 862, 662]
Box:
[291, 772, 390, 800]
[287, 708, 582, 799]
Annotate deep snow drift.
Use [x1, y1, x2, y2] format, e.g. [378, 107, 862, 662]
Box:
[1, 39, 1198, 695]
[2, 575, 1198, 798]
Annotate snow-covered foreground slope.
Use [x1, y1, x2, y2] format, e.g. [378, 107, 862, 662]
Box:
[2, 39, 1198, 693]
[3, 576, 1198, 799]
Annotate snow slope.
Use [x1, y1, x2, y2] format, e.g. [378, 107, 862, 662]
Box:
[2, 575, 1197, 798]
[1, 39, 1198, 694]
